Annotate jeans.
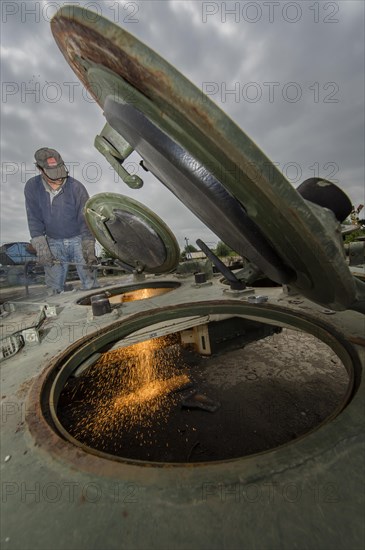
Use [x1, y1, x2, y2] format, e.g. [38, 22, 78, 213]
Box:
[45, 235, 98, 292]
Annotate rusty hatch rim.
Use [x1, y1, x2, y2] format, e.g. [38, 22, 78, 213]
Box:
[26, 300, 361, 471]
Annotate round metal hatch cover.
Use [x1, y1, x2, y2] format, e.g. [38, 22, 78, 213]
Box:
[84, 193, 180, 274]
[51, 6, 357, 310]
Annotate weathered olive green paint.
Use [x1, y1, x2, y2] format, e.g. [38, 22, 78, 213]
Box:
[84, 192, 180, 273]
[94, 123, 143, 189]
[50, 5, 365, 311]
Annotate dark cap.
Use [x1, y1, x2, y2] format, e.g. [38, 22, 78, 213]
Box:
[34, 148, 68, 180]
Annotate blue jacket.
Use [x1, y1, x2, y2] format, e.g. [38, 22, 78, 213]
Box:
[24, 175, 93, 240]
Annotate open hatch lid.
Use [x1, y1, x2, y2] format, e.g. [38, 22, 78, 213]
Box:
[85, 193, 180, 274]
[51, 6, 363, 311]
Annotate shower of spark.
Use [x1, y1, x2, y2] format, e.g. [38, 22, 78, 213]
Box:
[60, 334, 189, 451]
[109, 287, 172, 304]
[114, 375, 190, 410]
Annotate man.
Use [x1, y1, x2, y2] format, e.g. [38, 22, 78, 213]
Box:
[24, 147, 99, 294]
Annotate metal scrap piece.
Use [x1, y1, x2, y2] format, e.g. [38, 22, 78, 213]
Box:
[181, 391, 220, 413]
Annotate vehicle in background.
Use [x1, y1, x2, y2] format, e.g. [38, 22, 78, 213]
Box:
[0, 242, 42, 287]
[0, 241, 78, 288]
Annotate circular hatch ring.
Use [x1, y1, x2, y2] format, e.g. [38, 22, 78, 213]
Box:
[38, 300, 360, 468]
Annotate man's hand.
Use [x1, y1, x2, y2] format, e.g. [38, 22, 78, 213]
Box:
[31, 236, 54, 266]
[82, 239, 98, 266]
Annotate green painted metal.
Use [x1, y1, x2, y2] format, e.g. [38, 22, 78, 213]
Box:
[50, 6, 365, 311]
[94, 123, 143, 189]
[84, 192, 180, 273]
[2, 9, 357, 548]
[1, 274, 364, 550]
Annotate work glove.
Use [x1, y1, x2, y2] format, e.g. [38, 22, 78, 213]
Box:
[82, 239, 98, 266]
[31, 236, 54, 266]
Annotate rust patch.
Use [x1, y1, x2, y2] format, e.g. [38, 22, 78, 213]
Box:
[15, 377, 34, 399]
[51, 16, 168, 106]
[51, 15, 219, 141]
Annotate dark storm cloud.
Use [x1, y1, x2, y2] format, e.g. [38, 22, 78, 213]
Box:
[1, 0, 364, 250]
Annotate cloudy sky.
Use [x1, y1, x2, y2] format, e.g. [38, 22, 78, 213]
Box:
[1, 0, 364, 253]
